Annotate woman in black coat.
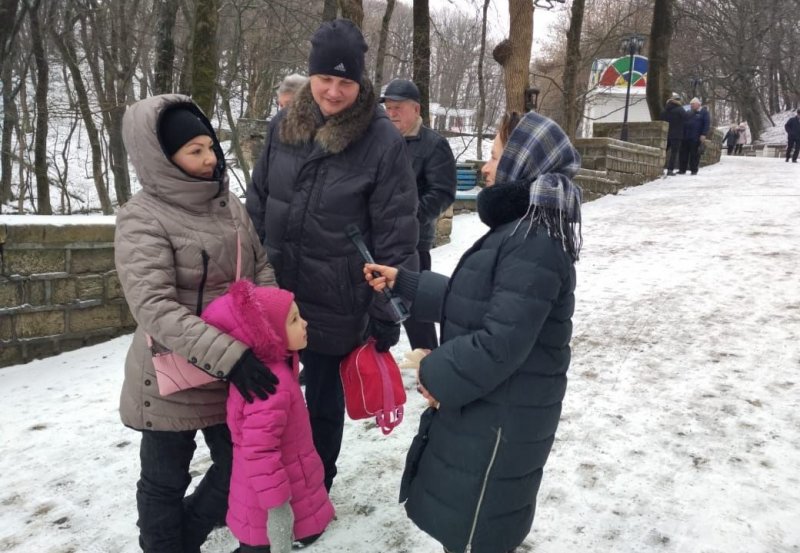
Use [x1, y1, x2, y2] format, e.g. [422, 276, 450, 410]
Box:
[365, 111, 581, 553]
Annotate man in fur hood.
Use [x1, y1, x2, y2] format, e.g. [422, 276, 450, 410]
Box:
[246, 18, 419, 492]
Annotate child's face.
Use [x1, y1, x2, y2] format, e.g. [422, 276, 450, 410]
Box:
[285, 301, 308, 351]
[171, 135, 217, 179]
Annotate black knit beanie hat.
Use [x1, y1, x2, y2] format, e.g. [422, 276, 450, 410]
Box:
[308, 19, 368, 84]
[159, 106, 213, 157]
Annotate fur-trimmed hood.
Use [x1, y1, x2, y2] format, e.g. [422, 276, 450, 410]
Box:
[280, 79, 377, 154]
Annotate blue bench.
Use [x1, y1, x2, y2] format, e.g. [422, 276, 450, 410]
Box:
[456, 163, 478, 191]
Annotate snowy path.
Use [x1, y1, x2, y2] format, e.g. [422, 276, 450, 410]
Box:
[1, 156, 799, 552]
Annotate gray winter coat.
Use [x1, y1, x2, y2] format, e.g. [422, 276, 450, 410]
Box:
[246, 80, 419, 355]
[116, 94, 276, 432]
[398, 202, 576, 553]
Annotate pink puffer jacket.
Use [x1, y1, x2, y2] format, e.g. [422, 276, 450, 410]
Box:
[201, 283, 334, 546]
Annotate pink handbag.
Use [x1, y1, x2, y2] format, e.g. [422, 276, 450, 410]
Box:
[339, 338, 406, 435]
[148, 232, 241, 396]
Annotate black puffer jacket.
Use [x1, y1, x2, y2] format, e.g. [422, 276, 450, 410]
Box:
[397, 183, 576, 553]
[660, 100, 689, 140]
[786, 115, 800, 140]
[246, 80, 419, 355]
[406, 126, 456, 251]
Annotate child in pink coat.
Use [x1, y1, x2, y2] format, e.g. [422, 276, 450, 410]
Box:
[202, 280, 334, 553]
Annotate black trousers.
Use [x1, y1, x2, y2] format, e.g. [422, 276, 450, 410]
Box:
[402, 250, 439, 350]
[734, 143, 744, 155]
[787, 137, 800, 162]
[301, 349, 346, 491]
[726, 145, 735, 155]
[665, 139, 682, 172]
[679, 139, 701, 174]
[137, 424, 232, 553]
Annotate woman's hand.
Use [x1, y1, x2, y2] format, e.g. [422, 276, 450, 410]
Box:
[363, 263, 398, 292]
[416, 365, 440, 410]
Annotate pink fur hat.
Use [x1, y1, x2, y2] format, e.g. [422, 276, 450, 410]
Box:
[203, 280, 295, 363]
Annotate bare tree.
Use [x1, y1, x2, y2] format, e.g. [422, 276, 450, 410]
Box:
[413, 0, 431, 124]
[646, 0, 674, 120]
[493, 0, 533, 113]
[374, 0, 396, 87]
[154, 0, 180, 94]
[191, 0, 220, 116]
[560, 0, 586, 139]
[322, 0, 338, 22]
[475, 0, 490, 159]
[27, 0, 51, 213]
[338, 0, 364, 28]
[50, 6, 113, 214]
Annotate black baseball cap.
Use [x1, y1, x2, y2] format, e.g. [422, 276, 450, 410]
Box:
[380, 79, 421, 103]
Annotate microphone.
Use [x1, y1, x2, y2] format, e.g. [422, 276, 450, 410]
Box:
[346, 224, 409, 323]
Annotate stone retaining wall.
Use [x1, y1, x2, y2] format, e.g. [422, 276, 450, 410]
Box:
[0, 223, 135, 368]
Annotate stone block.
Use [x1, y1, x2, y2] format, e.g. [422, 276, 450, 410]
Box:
[0, 314, 13, 340]
[105, 273, 124, 301]
[77, 275, 104, 300]
[69, 248, 115, 274]
[22, 280, 47, 306]
[0, 280, 21, 308]
[51, 278, 78, 305]
[43, 225, 114, 244]
[22, 339, 60, 362]
[68, 304, 122, 332]
[2, 249, 66, 276]
[121, 305, 136, 328]
[0, 343, 23, 367]
[15, 310, 65, 338]
[3, 225, 46, 244]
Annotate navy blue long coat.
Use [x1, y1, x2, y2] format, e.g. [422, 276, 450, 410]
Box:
[401, 215, 576, 553]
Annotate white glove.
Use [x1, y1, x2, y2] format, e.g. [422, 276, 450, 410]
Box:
[267, 501, 294, 553]
[398, 348, 430, 370]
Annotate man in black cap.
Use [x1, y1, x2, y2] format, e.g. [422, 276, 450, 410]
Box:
[246, 19, 419, 492]
[381, 79, 456, 351]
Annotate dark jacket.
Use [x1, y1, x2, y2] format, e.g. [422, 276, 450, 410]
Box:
[723, 128, 739, 148]
[684, 107, 711, 141]
[786, 116, 800, 140]
[397, 186, 576, 553]
[660, 100, 690, 141]
[246, 80, 419, 356]
[405, 125, 456, 251]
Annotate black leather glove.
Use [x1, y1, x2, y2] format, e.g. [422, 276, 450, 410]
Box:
[227, 350, 279, 403]
[367, 318, 401, 353]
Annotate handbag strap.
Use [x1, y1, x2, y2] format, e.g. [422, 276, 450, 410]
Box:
[374, 344, 403, 435]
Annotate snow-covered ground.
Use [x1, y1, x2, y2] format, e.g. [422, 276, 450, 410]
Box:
[2, 155, 800, 552]
[760, 110, 796, 144]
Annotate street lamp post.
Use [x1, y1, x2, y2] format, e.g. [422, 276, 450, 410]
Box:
[619, 34, 645, 142]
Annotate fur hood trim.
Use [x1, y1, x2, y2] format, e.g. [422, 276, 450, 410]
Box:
[280, 78, 377, 154]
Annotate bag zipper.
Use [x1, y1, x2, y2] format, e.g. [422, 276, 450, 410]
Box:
[465, 426, 503, 552]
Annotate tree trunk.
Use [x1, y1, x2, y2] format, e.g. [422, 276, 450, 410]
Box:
[322, 0, 337, 22]
[374, 0, 396, 87]
[191, 0, 220, 116]
[646, 0, 673, 119]
[29, 0, 51, 214]
[50, 23, 113, 215]
[154, 0, 179, 94]
[413, 0, 431, 125]
[0, 0, 25, 66]
[1, 61, 18, 207]
[501, 0, 533, 114]
[338, 0, 363, 28]
[561, 0, 585, 139]
[475, 0, 490, 159]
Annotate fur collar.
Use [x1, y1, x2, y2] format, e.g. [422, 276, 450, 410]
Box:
[477, 180, 530, 229]
[280, 79, 377, 154]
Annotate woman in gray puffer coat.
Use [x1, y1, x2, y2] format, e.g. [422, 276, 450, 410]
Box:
[115, 94, 277, 552]
[365, 111, 581, 553]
